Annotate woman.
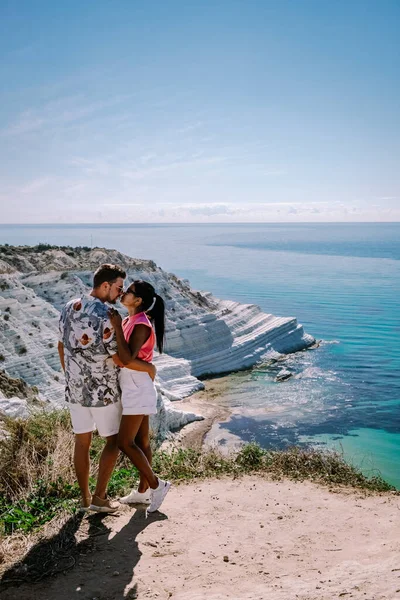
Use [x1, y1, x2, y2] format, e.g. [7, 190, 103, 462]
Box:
[108, 280, 171, 513]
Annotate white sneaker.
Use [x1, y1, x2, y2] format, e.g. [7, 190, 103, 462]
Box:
[148, 479, 171, 513]
[120, 488, 151, 505]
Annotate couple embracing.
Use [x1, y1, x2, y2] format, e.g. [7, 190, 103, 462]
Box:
[58, 263, 171, 514]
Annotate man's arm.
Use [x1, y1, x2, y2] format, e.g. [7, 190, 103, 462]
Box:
[58, 341, 65, 372]
[58, 304, 67, 373]
[112, 354, 157, 380]
[127, 357, 156, 381]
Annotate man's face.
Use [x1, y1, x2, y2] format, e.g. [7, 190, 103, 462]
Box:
[106, 277, 125, 304]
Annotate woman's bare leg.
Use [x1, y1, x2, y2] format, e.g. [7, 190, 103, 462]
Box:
[118, 415, 158, 489]
[135, 416, 151, 492]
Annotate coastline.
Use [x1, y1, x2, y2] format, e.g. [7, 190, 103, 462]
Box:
[161, 375, 234, 450]
[0, 244, 313, 418]
[167, 375, 400, 493]
[1, 243, 398, 487]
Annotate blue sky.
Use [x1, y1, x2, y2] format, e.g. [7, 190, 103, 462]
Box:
[0, 0, 399, 223]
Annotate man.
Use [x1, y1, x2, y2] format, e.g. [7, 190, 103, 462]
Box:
[58, 263, 155, 512]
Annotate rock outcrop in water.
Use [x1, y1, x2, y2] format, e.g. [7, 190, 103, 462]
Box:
[0, 244, 314, 439]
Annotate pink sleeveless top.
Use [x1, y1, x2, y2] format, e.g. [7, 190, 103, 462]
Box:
[122, 312, 155, 362]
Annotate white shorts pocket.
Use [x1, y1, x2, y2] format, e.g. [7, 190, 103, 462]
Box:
[119, 369, 157, 415]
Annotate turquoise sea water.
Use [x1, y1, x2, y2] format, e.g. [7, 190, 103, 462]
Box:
[1, 223, 399, 487]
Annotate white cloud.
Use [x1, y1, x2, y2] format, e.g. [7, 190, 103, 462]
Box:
[2, 197, 400, 224]
[185, 204, 234, 216]
[102, 203, 143, 207]
[2, 94, 133, 137]
[19, 176, 55, 194]
[176, 121, 203, 134]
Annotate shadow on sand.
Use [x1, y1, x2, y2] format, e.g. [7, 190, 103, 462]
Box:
[0, 507, 167, 600]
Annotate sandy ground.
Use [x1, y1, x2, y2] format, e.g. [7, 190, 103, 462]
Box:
[1, 476, 399, 600]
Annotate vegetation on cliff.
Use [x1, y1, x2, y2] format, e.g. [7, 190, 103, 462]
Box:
[0, 410, 394, 538]
[0, 370, 38, 400]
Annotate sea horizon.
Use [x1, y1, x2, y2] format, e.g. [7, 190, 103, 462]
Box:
[2, 221, 400, 225]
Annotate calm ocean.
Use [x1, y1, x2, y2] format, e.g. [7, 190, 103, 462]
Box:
[1, 223, 399, 487]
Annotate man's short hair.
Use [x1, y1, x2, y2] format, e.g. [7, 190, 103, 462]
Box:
[93, 264, 126, 288]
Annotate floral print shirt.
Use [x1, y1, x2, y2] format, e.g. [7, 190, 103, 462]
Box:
[58, 296, 120, 407]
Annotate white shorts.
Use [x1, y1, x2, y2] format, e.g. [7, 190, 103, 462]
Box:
[68, 402, 122, 437]
[119, 369, 157, 415]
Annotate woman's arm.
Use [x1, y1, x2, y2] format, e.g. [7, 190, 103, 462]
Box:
[125, 324, 151, 362]
[108, 309, 154, 372]
[112, 319, 133, 365]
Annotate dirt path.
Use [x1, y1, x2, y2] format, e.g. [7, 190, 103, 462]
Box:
[1, 476, 399, 600]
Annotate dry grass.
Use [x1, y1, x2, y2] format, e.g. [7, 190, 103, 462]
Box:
[153, 443, 396, 492]
[0, 410, 76, 501]
[0, 410, 396, 542]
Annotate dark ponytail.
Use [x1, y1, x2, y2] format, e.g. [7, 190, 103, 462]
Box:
[131, 280, 165, 354]
[146, 294, 165, 354]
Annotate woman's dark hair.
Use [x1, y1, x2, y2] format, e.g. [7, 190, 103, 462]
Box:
[131, 280, 165, 353]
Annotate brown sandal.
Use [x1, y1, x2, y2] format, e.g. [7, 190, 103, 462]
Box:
[89, 495, 119, 513]
[79, 496, 92, 513]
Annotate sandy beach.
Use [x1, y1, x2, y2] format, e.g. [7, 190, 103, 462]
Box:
[1, 475, 399, 600]
[163, 376, 235, 451]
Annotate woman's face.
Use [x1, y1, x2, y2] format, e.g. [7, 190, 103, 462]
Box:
[120, 285, 141, 309]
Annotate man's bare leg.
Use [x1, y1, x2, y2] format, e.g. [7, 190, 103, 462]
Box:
[93, 434, 120, 499]
[74, 432, 92, 505]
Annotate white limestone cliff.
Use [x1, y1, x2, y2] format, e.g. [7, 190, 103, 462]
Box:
[0, 245, 314, 439]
